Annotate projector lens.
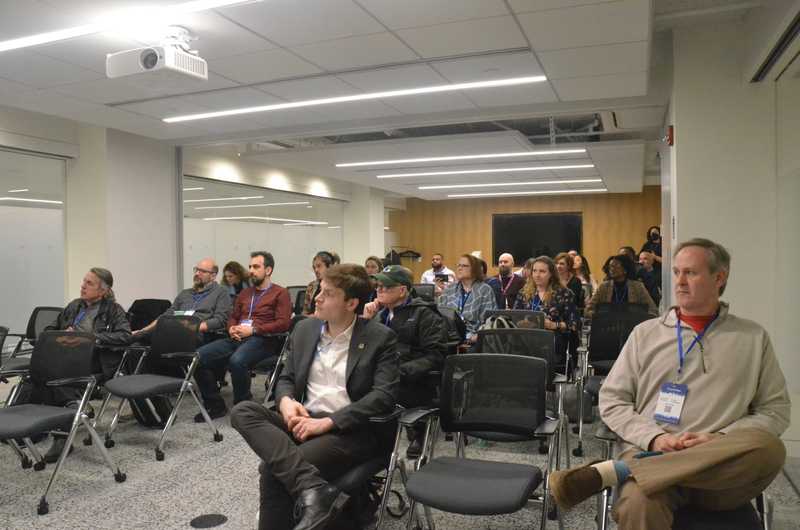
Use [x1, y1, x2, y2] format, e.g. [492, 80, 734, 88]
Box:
[140, 49, 159, 70]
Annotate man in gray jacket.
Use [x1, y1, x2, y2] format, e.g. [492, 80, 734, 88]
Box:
[549, 238, 790, 530]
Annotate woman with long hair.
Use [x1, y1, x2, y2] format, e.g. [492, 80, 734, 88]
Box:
[555, 252, 584, 310]
[221, 261, 250, 300]
[573, 254, 597, 301]
[586, 254, 658, 317]
[302, 251, 339, 315]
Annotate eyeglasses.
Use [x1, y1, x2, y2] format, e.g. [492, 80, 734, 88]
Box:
[376, 284, 401, 291]
[456, 263, 471, 268]
[193, 267, 215, 274]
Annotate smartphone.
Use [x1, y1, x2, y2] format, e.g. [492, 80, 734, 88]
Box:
[434, 273, 450, 282]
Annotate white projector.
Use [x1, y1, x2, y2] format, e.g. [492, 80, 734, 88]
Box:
[106, 45, 208, 81]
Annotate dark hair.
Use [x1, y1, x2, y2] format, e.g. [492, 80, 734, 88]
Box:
[432, 253, 443, 259]
[574, 254, 592, 279]
[323, 264, 372, 309]
[313, 251, 339, 267]
[458, 254, 485, 282]
[618, 246, 637, 260]
[221, 261, 247, 285]
[520, 256, 561, 305]
[479, 259, 487, 275]
[554, 252, 574, 271]
[647, 225, 660, 238]
[250, 251, 275, 270]
[603, 254, 636, 281]
[364, 256, 383, 270]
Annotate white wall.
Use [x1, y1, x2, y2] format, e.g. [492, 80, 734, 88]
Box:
[183, 218, 342, 289]
[342, 185, 385, 263]
[0, 104, 78, 157]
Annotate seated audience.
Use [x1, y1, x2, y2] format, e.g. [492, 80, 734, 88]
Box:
[573, 254, 597, 301]
[303, 251, 339, 316]
[638, 250, 662, 306]
[586, 254, 658, 317]
[420, 253, 455, 285]
[438, 254, 497, 343]
[618, 246, 640, 273]
[364, 256, 383, 303]
[230, 264, 399, 530]
[195, 252, 291, 418]
[640, 225, 663, 272]
[513, 256, 579, 362]
[362, 265, 447, 457]
[555, 252, 585, 310]
[549, 238, 790, 530]
[486, 253, 525, 309]
[44, 267, 132, 461]
[132, 258, 231, 341]
[221, 260, 250, 300]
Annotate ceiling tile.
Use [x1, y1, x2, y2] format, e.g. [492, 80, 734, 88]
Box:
[358, 0, 510, 29]
[290, 33, 418, 71]
[123, 72, 238, 99]
[466, 83, 560, 107]
[432, 51, 545, 83]
[35, 34, 143, 74]
[207, 48, 321, 84]
[218, 0, 384, 47]
[0, 51, 104, 88]
[517, 0, 651, 51]
[396, 16, 528, 58]
[176, 12, 276, 59]
[552, 71, 648, 101]
[0, 0, 86, 36]
[48, 77, 160, 104]
[180, 87, 280, 110]
[538, 41, 649, 79]
[508, 0, 611, 13]
[116, 97, 210, 119]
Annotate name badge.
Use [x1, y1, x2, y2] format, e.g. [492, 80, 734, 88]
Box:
[654, 382, 688, 425]
[240, 319, 253, 327]
[174, 310, 195, 317]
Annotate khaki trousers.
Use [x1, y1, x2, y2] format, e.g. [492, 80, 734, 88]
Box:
[612, 428, 785, 530]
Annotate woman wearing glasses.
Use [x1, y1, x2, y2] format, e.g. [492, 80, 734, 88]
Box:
[437, 254, 497, 343]
[586, 254, 658, 318]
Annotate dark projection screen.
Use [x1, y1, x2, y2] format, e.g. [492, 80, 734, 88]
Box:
[492, 213, 582, 264]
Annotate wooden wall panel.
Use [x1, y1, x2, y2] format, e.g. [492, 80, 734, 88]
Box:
[389, 186, 661, 281]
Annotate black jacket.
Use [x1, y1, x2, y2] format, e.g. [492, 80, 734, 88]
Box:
[275, 316, 399, 433]
[378, 296, 447, 383]
[48, 297, 132, 346]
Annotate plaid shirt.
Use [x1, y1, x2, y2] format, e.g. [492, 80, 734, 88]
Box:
[438, 280, 497, 337]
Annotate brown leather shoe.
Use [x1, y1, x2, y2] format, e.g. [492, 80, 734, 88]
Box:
[548, 461, 604, 511]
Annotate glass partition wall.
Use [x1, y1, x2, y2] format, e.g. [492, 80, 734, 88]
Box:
[182, 175, 344, 290]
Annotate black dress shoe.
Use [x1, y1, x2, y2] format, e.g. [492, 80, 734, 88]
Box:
[44, 437, 73, 463]
[194, 404, 227, 423]
[293, 484, 349, 530]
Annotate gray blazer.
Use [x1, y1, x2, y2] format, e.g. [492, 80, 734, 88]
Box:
[275, 316, 399, 432]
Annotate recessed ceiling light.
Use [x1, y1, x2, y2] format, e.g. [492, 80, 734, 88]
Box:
[163, 75, 547, 123]
[0, 197, 63, 204]
[335, 149, 588, 168]
[184, 195, 264, 203]
[377, 164, 595, 179]
[0, 0, 261, 53]
[447, 188, 607, 198]
[7, 188, 29, 193]
[193, 201, 309, 210]
[202, 216, 327, 225]
[327, 226, 341, 229]
[419, 179, 603, 190]
[182, 187, 205, 191]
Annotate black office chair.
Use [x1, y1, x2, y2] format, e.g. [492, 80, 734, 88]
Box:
[412, 284, 435, 303]
[98, 315, 223, 461]
[8, 306, 63, 357]
[286, 285, 306, 315]
[126, 298, 172, 331]
[0, 331, 126, 515]
[593, 302, 650, 315]
[403, 354, 561, 530]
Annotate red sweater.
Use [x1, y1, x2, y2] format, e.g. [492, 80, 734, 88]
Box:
[229, 283, 291, 336]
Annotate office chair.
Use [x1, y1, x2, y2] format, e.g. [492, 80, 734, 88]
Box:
[412, 284, 435, 303]
[126, 298, 171, 331]
[7, 306, 63, 358]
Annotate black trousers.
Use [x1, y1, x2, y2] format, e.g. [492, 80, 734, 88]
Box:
[230, 401, 379, 530]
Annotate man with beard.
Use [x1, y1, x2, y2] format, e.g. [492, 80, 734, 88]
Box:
[132, 257, 231, 341]
[195, 251, 292, 418]
[486, 252, 525, 309]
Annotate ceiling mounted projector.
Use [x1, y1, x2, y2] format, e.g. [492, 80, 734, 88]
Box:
[106, 27, 208, 81]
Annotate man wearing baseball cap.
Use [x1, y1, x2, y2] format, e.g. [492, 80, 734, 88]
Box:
[363, 265, 448, 458]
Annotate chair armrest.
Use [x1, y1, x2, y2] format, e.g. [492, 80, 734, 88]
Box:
[161, 351, 198, 361]
[0, 368, 29, 378]
[369, 407, 403, 423]
[534, 417, 560, 436]
[553, 374, 570, 384]
[400, 407, 440, 426]
[6, 332, 27, 339]
[46, 375, 97, 387]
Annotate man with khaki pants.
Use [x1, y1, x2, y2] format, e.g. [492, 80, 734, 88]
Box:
[549, 238, 790, 530]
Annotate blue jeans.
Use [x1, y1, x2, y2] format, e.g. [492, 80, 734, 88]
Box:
[196, 336, 277, 406]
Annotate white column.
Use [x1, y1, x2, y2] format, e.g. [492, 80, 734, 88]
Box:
[342, 184, 385, 263]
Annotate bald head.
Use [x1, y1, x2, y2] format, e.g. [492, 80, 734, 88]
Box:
[193, 258, 218, 289]
[498, 253, 515, 276]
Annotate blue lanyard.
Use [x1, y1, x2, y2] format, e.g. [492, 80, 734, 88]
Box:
[529, 294, 543, 311]
[191, 290, 211, 309]
[458, 288, 471, 313]
[676, 311, 718, 374]
[73, 307, 88, 327]
[248, 286, 271, 319]
[612, 282, 628, 304]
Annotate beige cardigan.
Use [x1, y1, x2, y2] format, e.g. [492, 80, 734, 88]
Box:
[585, 279, 658, 318]
[599, 303, 791, 454]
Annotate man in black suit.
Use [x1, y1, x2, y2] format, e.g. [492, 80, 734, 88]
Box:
[230, 264, 399, 530]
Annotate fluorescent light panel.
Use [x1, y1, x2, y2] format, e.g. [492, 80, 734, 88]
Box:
[0, 0, 259, 53]
[377, 164, 595, 179]
[194, 201, 309, 210]
[336, 149, 587, 168]
[419, 178, 603, 190]
[447, 188, 607, 198]
[7, 188, 29, 193]
[203, 216, 327, 225]
[184, 195, 263, 203]
[182, 187, 205, 191]
[0, 197, 63, 204]
[163, 75, 547, 123]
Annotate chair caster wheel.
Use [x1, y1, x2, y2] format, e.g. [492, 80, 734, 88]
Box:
[548, 506, 558, 520]
[33, 461, 46, 471]
[538, 443, 549, 455]
[114, 470, 127, 483]
[572, 425, 580, 434]
[21, 456, 32, 469]
[386, 490, 408, 518]
[213, 432, 223, 442]
[37, 498, 49, 515]
[155, 448, 164, 461]
[104, 438, 115, 449]
[83, 436, 92, 446]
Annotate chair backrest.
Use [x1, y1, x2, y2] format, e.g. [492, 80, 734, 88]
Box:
[476, 328, 556, 386]
[588, 311, 654, 364]
[127, 299, 172, 331]
[594, 302, 649, 315]
[292, 289, 306, 316]
[437, 306, 467, 343]
[25, 306, 63, 340]
[483, 309, 545, 329]
[30, 331, 96, 385]
[439, 353, 547, 436]
[0, 325, 9, 361]
[149, 315, 201, 360]
[286, 285, 306, 314]
[412, 283, 435, 303]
